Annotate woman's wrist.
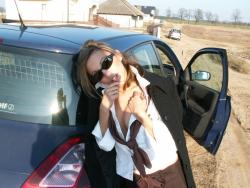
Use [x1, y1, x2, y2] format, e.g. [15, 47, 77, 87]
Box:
[135, 111, 148, 123]
[100, 95, 112, 110]
[100, 103, 110, 113]
[137, 112, 155, 138]
[99, 105, 110, 136]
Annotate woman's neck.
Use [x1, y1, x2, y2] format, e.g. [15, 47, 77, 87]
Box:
[119, 65, 138, 92]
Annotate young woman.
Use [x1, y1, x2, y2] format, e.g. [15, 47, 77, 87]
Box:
[75, 40, 195, 188]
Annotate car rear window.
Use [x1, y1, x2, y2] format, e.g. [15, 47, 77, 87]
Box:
[172, 29, 181, 33]
[0, 45, 78, 126]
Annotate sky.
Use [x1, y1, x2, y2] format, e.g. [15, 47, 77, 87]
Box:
[128, 0, 250, 23]
[0, 0, 249, 23]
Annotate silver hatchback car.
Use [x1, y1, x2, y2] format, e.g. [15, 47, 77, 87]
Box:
[168, 28, 181, 40]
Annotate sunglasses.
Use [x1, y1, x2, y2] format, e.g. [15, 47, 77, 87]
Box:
[90, 53, 114, 84]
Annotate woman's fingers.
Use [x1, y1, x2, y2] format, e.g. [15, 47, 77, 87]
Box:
[103, 81, 120, 103]
[132, 91, 146, 101]
[140, 92, 145, 100]
[105, 87, 118, 95]
[132, 91, 140, 97]
[128, 91, 147, 114]
[108, 90, 119, 98]
[110, 81, 120, 87]
[104, 86, 119, 97]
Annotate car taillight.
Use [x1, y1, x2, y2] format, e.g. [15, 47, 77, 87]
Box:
[22, 137, 90, 188]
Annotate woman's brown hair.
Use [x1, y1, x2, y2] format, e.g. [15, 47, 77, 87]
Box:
[74, 40, 144, 97]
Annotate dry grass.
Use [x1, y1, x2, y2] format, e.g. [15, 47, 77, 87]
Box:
[228, 55, 250, 74]
[182, 24, 250, 46]
[166, 23, 250, 75]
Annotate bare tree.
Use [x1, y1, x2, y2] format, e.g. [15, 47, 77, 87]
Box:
[177, 8, 187, 20]
[186, 9, 192, 23]
[166, 8, 172, 18]
[193, 9, 203, 23]
[231, 9, 241, 24]
[212, 14, 219, 24]
[205, 11, 213, 22]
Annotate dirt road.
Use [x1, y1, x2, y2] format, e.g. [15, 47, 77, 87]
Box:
[215, 114, 250, 188]
[161, 23, 250, 187]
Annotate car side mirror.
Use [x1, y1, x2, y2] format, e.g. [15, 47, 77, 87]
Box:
[192, 71, 211, 81]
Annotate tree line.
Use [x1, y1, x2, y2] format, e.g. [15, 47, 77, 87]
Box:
[164, 8, 244, 25]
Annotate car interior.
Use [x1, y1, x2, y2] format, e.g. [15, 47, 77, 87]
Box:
[182, 81, 219, 142]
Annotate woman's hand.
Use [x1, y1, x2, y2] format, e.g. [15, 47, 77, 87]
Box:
[100, 74, 121, 111]
[99, 74, 120, 136]
[128, 91, 155, 138]
[128, 91, 148, 121]
[101, 81, 119, 110]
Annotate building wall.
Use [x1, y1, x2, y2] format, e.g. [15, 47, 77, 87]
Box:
[98, 14, 143, 28]
[143, 14, 154, 22]
[5, 0, 95, 22]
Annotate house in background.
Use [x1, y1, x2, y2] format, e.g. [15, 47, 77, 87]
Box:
[0, 7, 5, 20]
[97, 0, 144, 28]
[135, 5, 156, 22]
[5, 0, 97, 22]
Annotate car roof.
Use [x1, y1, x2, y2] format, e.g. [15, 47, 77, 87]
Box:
[0, 23, 154, 54]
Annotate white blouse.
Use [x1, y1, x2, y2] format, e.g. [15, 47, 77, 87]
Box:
[92, 67, 178, 181]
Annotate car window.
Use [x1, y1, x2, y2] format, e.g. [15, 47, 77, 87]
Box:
[130, 43, 163, 76]
[0, 46, 78, 126]
[155, 46, 176, 77]
[190, 53, 223, 91]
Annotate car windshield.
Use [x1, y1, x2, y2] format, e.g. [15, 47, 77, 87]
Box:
[0, 45, 78, 126]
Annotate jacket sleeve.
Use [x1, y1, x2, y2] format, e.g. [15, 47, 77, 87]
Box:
[92, 121, 116, 151]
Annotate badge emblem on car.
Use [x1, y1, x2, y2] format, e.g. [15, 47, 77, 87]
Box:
[0, 102, 15, 112]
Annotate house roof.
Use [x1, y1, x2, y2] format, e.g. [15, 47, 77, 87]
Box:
[135, 5, 156, 15]
[97, 0, 143, 17]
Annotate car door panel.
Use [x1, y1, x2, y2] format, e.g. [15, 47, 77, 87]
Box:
[183, 81, 219, 140]
[203, 94, 231, 154]
[182, 48, 231, 154]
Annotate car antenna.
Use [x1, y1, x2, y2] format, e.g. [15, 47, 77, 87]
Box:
[13, 0, 27, 30]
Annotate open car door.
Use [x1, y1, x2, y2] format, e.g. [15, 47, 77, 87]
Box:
[182, 48, 231, 154]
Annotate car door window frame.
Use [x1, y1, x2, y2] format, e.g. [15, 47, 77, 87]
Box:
[127, 41, 165, 77]
[185, 49, 228, 98]
[153, 40, 183, 83]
